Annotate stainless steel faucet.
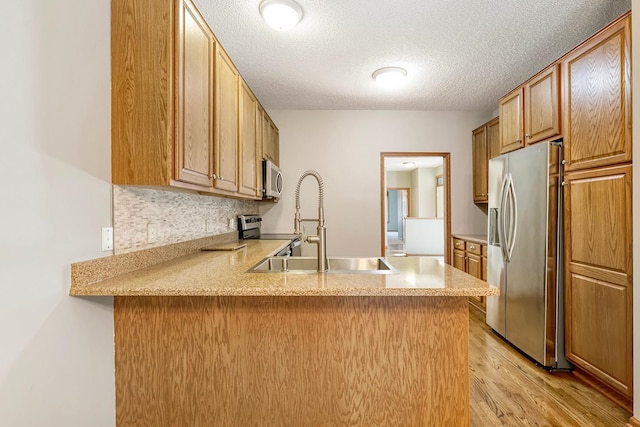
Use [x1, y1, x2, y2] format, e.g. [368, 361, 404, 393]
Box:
[294, 170, 327, 272]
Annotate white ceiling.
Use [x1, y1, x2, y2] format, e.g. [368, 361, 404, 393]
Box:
[385, 156, 443, 172]
[194, 0, 630, 111]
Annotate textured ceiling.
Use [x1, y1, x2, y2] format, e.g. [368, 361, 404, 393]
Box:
[194, 0, 631, 111]
[385, 156, 443, 172]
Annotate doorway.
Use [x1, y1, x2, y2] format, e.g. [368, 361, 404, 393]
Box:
[386, 188, 410, 256]
[380, 152, 451, 263]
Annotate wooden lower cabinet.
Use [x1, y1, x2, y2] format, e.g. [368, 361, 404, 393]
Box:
[564, 164, 632, 398]
[115, 296, 471, 426]
[452, 237, 487, 312]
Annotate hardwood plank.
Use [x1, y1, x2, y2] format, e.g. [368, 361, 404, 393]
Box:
[469, 305, 630, 426]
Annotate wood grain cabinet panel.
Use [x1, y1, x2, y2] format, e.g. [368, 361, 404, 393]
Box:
[214, 45, 239, 193]
[175, 0, 215, 187]
[524, 64, 561, 145]
[564, 164, 632, 397]
[563, 15, 631, 172]
[499, 88, 524, 154]
[452, 238, 487, 311]
[453, 249, 466, 271]
[111, 0, 275, 199]
[487, 117, 500, 160]
[472, 125, 488, 203]
[239, 80, 260, 198]
[262, 111, 280, 166]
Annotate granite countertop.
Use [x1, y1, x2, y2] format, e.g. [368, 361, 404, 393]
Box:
[452, 234, 488, 245]
[70, 240, 498, 297]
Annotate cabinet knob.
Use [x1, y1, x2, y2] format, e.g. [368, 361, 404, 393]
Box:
[211, 174, 217, 180]
[470, 245, 476, 250]
[515, 138, 522, 143]
[219, 176, 224, 181]
[561, 160, 567, 165]
[525, 134, 530, 138]
[561, 181, 567, 186]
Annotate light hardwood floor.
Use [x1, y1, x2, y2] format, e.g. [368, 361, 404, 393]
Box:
[469, 305, 631, 426]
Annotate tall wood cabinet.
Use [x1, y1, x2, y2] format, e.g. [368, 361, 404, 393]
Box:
[564, 165, 632, 398]
[175, 0, 215, 188]
[262, 111, 280, 166]
[239, 79, 261, 198]
[214, 45, 239, 193]
[563, 16, 632, 173]
[472, 126, 488, 203]
[111, 0, 277, 200]
[471, 117, 499, 204]
[561, 13, 633, 400]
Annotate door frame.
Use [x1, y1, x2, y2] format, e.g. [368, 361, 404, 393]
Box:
[380, 152, 451, 263]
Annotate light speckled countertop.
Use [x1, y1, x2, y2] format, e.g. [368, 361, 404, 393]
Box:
[70, 240, 498, 297]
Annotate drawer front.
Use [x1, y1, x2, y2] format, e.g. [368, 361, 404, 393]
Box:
[453, 239, 466, 251]
[467, 242, 481, 255]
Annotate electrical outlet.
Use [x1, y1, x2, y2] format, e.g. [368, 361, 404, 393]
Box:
[206, 219, 214, 233]
[102, 227, 114, 251]
[228, 218, 235, 229]
[147, 223, 157, 243]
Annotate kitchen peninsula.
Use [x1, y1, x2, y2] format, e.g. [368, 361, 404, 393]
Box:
[71, 238, 496, 426]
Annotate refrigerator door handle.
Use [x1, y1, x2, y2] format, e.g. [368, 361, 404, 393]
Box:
[497, 174, 510, 261]
[506, 174, 518, 262]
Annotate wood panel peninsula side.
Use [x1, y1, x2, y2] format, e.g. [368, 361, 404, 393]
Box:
[70, 240, 497, 426]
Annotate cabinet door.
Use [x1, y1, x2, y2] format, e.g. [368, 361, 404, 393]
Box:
[175, 0, 214, 187]
[271, 122, 280, 166]
[214, 45, 239, 192]
[524, 64, 560, 144]
[262, 112, 278, 165]
[564, 164, 632, 397]
[239, 80, 259, 198]
[563, 15, 631, 171]
[487, 117, 500, 160]
[255, 105, 264, 197]
[499, 87, 524, 154]
[453, 250, 466, 271]
[472, 125, 488, 203]
[466, 253, 482, 279]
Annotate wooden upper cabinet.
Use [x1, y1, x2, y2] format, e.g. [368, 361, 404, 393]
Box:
[175, 0, 215, 188]
[239, 79, 260, 198]
[563, 15, 631, 172]
[472, 124, 488, 203]
[214, 45, 239, 193]
[499, 88, 524, 154]
[524, 64, 561, 145]
[111, 0, 276, 199]
[487, 117, 500, 160]
[262, 111, 279, 166]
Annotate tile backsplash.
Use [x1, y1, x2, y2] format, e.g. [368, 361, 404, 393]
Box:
[113, 186, 258, 254]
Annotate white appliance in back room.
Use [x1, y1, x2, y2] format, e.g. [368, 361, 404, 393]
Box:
[486, 140, 571, 370]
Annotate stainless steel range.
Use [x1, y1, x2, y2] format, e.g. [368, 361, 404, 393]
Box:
[237, 214, 302, 256]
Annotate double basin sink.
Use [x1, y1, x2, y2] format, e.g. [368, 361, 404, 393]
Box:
[249, 256, 396, 274]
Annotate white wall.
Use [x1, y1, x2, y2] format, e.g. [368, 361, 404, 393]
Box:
[0, 1, 115, 426]
[417, 167, 438, 218]
[386, 171, 411, 187]
[260, 110, 491, 257]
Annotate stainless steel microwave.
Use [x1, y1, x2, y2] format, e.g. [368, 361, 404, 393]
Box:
[263, 159, 283, 199]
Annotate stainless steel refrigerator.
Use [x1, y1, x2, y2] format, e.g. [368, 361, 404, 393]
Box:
[486, 140, 571, 370]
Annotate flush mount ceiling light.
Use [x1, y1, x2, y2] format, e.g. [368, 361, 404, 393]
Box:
[259, 0, 303, 31]
[402, 161, 416, 168]
[372, 67, 408, 89]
